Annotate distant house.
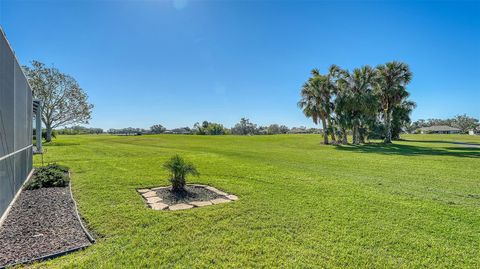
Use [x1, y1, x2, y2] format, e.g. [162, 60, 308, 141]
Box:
[418, 125, 461, 134]
[468, 127, 480, 135]
[288, 128, 310, 134]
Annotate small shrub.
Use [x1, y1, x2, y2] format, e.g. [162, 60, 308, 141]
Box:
[163, 155, 199, 192]
[46, 163, 69, 173]
[26, 164, 70, 190]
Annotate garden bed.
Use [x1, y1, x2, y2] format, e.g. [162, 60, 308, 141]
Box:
[0, 186, 93, 268]
[138, 184, 239, 211]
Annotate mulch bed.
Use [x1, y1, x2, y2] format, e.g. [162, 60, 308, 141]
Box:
[156, 185, 223, 204]
[0, 187, 92, 267]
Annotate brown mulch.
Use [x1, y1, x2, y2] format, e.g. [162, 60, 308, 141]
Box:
[155, 185, 223, 205]
[0, 187, 92, 267]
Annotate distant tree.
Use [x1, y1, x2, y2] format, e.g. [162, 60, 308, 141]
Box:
[206, 123, 228, 135]
[23, 61, 93, 142]
[202, 121, 209, 129]
[452, 114, 479, 133]
[193, 122, 204, 135]
[194, 121, 227, 135]
[257, 126, 268, 135]
[107, 127, 146, 135]
[150, 124, 166, 134]
[231, 118, 257, 135]
[410, 119, 446, 130]
[426, 119, 446, 126]
[88, 128, 103, 134]
[267, 124, 281, 135]
[374, 62, 412, 143]
[266, 124, 289, 135]
[279, 125, 290, 134]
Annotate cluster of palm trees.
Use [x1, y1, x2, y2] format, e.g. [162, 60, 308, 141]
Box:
[298, 61, 414, 144]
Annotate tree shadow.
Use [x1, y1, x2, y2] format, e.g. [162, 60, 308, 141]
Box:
[398, 139, 480, 147]
[43, 141, 81, 147]
[335, 142, 480, 159]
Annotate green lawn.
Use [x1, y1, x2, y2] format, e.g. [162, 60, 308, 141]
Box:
[32, 134, 480, 268]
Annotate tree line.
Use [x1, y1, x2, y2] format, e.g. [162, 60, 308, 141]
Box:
[299, 61, 414, 144]
[62, 114, 479, 137]
[148, 118, 311, 135]
[57, 126, 103, 135]
[106, 118, 320, 136]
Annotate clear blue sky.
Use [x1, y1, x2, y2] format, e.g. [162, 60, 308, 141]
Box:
[1, 0, 479, 129]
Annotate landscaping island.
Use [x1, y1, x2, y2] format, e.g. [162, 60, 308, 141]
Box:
[138, 184, 238, 211]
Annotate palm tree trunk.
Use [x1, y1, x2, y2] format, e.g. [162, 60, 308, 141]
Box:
[327, 116, 336, 142]
[341, 127, 348, 144]
[321, 116, 329, 144]
[359, 125, 366, 144]
[352, 124, 359, 145]
[384, 110, 392, 143]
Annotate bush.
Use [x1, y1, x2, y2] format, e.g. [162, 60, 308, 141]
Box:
[162, 155, 199, 192]
[26, 164, 70, 190]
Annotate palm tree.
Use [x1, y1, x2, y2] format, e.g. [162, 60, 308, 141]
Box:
[374, 62, 412, 143]
[163, 155, 199, 192]
[307, 69, 337, 143]
[335, 66, 376, 144]
[324, 65, 344, 142]
[298, 80, 329, 144]
[332, 79, 351, 144]
[391, 99, 416, 140]
[333, 109, 350, 144]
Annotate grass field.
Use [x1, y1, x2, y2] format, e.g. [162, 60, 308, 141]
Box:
[32, 134, 480, 268]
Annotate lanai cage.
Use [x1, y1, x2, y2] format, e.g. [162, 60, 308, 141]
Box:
[0, 27, 42, 221]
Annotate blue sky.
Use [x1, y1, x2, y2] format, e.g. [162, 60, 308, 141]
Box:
[1, 0, 479, 129]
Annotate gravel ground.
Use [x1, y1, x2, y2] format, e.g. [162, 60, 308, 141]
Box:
[156, 185, 223, 204]
[0, 187, 92, 267]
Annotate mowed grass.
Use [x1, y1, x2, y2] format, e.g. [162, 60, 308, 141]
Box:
[31, 134, 480, 268]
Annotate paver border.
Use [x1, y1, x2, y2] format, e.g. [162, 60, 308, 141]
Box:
[137, 184, 239, 211]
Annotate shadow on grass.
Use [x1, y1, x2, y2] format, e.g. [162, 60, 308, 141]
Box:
[335, 142, 480, 158]
[43, 141, 81, 147]
[398, 139, 480, 147]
